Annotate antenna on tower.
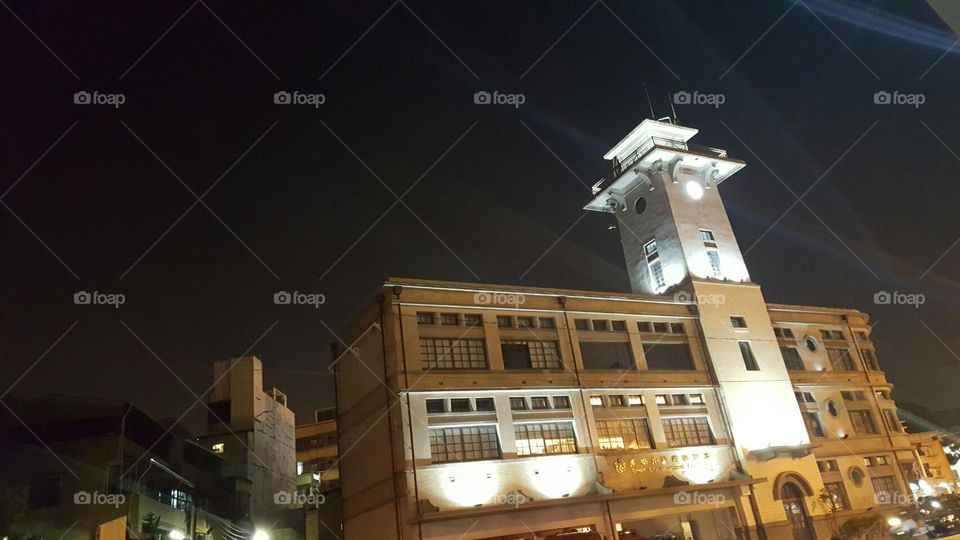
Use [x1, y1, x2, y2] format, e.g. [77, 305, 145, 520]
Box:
[643, 83, 656, 119]
[669, 93, 679, 124]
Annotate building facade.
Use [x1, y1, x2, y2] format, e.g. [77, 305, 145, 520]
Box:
[198, 355, 297, 525]
[333, 119, 928, 540]
[296, 408, 341, 540]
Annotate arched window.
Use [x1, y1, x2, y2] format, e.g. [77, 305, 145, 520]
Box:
[781, 482, 816, 540]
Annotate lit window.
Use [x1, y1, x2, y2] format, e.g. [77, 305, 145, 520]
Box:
[297, 461, 304, 475]
[514, 422, 577, 456]
[589, 395, 604, 407]
[644, 240, 666, 290]
[817, 460, 839, 472]
[596, 419, 652, 451]
[706, 249, 722, 277]
[501, 340, 562, 369]
[655, 395, 668, 405]
[824, 482, 850, 510]
[688, 394, 704, 405]
[627, 395, 644, 406]
[662, 417, 713, 447]
[211, 443, 224, 454]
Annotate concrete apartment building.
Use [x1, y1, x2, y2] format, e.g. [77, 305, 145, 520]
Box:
[198, 356, 297, 525]
[332, 119, 923, 540]
[296, 408, 341, 540]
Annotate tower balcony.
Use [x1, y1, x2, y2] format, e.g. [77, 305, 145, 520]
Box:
[611, 137, 728, 179]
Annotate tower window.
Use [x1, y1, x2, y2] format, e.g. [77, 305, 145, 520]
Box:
[707, 249, 722, 277]
[730, 316, 747, 328]
[644, 240, 666, 290]
[699, 229, 716, 241]
[739, 341, 759, 371]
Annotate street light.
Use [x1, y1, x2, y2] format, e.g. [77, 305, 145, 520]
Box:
[169, 531, 186, 540]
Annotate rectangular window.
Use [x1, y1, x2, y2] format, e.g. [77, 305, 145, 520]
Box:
[580, 341, 635, 370]
[862, 349, 879, 370]
[596, 419, 653, 451]
[539, 317, 556, 329]
[730, 316, 747, 328]
[699, 229, 716, 241]
[824, 482, 850, 510]
[795, 391, 815, 403]
[655, 394, 668, 405]
[450, 398, 471, 413]
[501, 340, 562, 369]
[464, 314, 482, 327]
[653, 322, 669, 333]
[781, 347, 805, 371]
[609, 395, 627, 407]
[553, 396, 571, 409]
[627, 395, 644, 406]
[739, 341, 759, 371]
[850, 410, 878, 435]
[592, 319, 610, 331]
[429, 426, 501, 463]
[872, 476, 900, 505]
[211, 443, 225, 454]
[818, 460, 839, 472]
[841, 391, 867, 401]
[426, 399, 445, 414]
[589, 395, 604, 406]
[440, 313, 459, 326]
[884, 410, 901, 432]
[875, 390, 890, 400]
[530, 397, 550, 410]
[821, 329, 845, 340]
[671, 322, 685, 334]
[864, 455, 888, 466]
[707, 249, 722, 277]
[645, 240, 667, 289]
[509, 397, 527, 411]
[774, 327, 795, 338]
[475, 398, 495, 412]
[805, 412, 826, 438]
[574, 319, 590, 331]
[828, 349, 856, 371]
[671, 394, 688, 406]
[662, 417, 713, 447]
[611, 320, 628, 332]
[417, 312, 435, 325]
[516, 316, 535, 328]
[497, 316, 512, 328]
[688, 394, 705, 405]
[643, 343, 695, 370]
[514, 422, 578, 456]
[420, 338, 488, 369]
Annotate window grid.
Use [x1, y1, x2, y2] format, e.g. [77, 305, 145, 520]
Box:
[662, 417, 713, 448]
[707, 249, 722, 277]
[429, 426, 501, 463]
[849, 410, 878, 435]
[514, 422, 577, 456]
[420, 338, 488, 369]
[502, 340, 562, 369]
[872, 475, 900, 504]
[828, 349, 856, 371]
[596, 419, 652, 451]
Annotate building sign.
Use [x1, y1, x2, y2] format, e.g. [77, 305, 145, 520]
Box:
[614, 451, 713, 474]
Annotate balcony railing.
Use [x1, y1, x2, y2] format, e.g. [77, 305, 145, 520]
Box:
[611, 137, 728, 178]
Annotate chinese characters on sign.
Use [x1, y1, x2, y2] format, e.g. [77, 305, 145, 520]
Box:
[614, 452, 712, 474]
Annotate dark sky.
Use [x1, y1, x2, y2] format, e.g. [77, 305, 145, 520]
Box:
[3, 0, 960, 432]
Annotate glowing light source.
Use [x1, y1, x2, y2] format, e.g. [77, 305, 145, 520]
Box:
[169, 532, 185, 540]
[685, 180, 704, 200]
[526, 456, 585, 499]
[440, 461, 500, 507]
[253, 530, 269, 540]
[887, 517, 902, 528]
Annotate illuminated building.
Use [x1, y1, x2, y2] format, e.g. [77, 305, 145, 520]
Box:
[905, 431, 958, 497]
[333, 119, 924, 540]
[296, 408, 342, 540]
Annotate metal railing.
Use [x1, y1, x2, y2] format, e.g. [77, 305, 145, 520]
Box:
[611, 137, 728, 178]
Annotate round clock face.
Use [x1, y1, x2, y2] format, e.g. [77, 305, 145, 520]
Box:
[635, 197, 647, 215]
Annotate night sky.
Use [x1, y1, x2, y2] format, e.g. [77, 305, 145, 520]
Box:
[3, 1, 959, 432]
